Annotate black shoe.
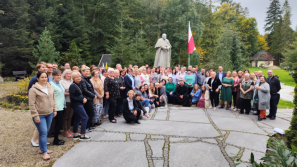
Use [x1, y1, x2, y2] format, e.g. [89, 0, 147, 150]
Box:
[135, 120, 141, 124]
[219, 106, 225, 109]
[245, 112, 249, 115]
[94, 122, 102, 126]
[253, 113, 259, 115]
[266, 115, 272, 118]
[263, 118, 266, 120]
[53, 140, 65, 145]
[270, 116, 276, 120]
[47, 134, 54, 138]
[73, 135, 81, 140]
[79, 135, 92, 141]
[239, 112, 244, 114]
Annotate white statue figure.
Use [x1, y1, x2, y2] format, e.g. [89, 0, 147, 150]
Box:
[153, 34, 172, 68]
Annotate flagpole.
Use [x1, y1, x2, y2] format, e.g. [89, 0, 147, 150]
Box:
[188, 53, 190, 66]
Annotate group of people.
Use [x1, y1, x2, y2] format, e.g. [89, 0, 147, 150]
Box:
[28, 62, 281, 160]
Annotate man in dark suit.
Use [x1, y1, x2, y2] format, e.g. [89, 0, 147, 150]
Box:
[215, 66, 226, 108]
[266, 70, 281, 120]
[174, 80, 191, 107]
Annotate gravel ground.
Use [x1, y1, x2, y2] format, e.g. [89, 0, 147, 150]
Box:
[0, 81, 19, 98]
[0, 108, 79, 167]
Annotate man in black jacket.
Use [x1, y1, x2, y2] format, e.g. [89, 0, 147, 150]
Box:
[174, 80, 191, 106]
[266, 70, 281, 120]
[135, 93, 148, 119]
[81, 67, 97, 132]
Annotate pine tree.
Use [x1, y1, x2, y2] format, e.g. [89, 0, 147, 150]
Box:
[32, 27, 59, 63]
[270, 17, 283, 65]
[214, 25, 245, 71]
[264, 0, 281, 32]
[0, 0, 34, 76]
[60, 41, 84, 67]
[281, 0, 295, 49]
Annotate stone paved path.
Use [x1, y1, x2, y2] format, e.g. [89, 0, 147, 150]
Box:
[280, 84, 295, 102]
[53, 106, 292, 167]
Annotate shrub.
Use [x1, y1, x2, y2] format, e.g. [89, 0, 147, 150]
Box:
[6, 94, 28, 105]
[17, 77, 30, 94]
[14, 106, 20, 110]
[25, 106, 29, 110]
[6, 103, 14, 109]
[0, 101, 4, 105]
[233, 138, 297, 167]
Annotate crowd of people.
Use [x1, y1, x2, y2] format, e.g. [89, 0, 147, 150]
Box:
[28, 62, 281, 160]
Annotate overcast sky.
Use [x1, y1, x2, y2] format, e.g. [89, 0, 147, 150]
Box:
[214, 0, 297, 35]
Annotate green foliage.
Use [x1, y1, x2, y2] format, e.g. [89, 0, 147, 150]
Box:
[60, 41, 84, 67]
[264, 0, 281, 32]
[213, 25, 246, 71]
[233, 138, 297, 167]
[0, 101, 4, 105]
[190, 51, 200, 67]
[32, 27, 59, 63]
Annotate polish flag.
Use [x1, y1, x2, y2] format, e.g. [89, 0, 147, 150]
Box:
[188, 21, 196, 54]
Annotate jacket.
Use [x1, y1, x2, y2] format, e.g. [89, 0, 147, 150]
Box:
[207, 77, 222, 92]
[253, 82, 270, 110]
[81, 74, 97, 101]
[135, 100, 147, 115]
[90, 78, 104, 104]
[216, 72, 226, 82]
[123, 98, 140, 120]
[240, 80, 254, 100]
[29, 82, 57, 119]
[69, 82, 85, 107]
[124, 75, 134, 98]
[266, 76, 281, 94]
[50, 81, 65, 111]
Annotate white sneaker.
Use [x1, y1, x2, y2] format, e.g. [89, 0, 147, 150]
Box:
[213, 107, 217, 110]
[104, 115, 109, 119]
[31, 140, 39, 147]
[233, 108, 237, 111]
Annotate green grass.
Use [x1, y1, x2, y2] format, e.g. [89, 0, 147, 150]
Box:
[247, 67, 296, 87]
[278, 99, 295, 109]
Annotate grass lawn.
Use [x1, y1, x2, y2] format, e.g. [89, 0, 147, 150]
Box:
[278, 99, 295, 109]
[247, 67, 296, 87]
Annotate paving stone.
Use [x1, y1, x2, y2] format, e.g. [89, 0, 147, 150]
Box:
[170, 137, 184, 142]
[169, 109, 210, 123]
[53, 142, 147, 167]
[100, 120, 220, 138]
[261, 118, 291, 130]
[202, 139, 217, 144]
[207, 109, 237, 117]
[148, 140, 164, 157]
[90, 131, 126, 141]
[257, 122, 273, 128]
[225, 145, 240, 157]
[154, 160, 163, 167]
[157, 108, 168, 112]
[241, 150, 265, 163]
[130, 134, 146, 140]
[151, 135, 164, 139]
[154, 112, 167, 120]
[188, 138, 199, 142]
[210, 116, 267, 134]
[169, 143, 229, 167]
[225, 132, 269, 152]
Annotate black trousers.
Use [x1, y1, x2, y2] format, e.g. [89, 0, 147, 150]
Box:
[54, 110, 64, 142]
[188, 87, 193, 96]
[167, 93, 175, 104]
[84, 100, 94, 129]
[232, 92, 237, 107]
[108, 98, 117, 121]
[116, 98, 123, 116]
[124, 110, 141, 123]
[240, 98, 251, 114]
[269, 94, 279, 117]
[174, 95, 190, 106]
[209, 91, 219, 107]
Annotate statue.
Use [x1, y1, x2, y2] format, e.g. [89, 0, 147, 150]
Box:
[154, 34, 172, 68]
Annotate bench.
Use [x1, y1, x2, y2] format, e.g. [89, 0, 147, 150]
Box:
[12, 71, 27, 81]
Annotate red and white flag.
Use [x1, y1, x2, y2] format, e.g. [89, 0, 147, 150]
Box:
[188, 21, 196, 54]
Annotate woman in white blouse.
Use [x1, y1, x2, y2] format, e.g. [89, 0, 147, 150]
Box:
[141, 68, 150, 85]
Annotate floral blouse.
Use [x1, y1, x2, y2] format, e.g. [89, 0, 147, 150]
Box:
[104, 76, 120, 99]
[232, 77, 239, 92]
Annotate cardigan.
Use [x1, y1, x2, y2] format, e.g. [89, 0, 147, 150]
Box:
[191, 89, 201, 102]
[207, 77, 222, 92]
[50, 81, 65, 111]
[165, 82, 176, 93]
[69, 82, 85, 107]
[185, 75, 195, 88]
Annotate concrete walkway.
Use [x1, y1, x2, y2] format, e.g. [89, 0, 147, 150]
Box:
[53, 106, 292, 167]
[280, 84, 295, 102]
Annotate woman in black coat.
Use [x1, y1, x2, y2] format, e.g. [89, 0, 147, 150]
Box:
[123, 90, 141, 124]
[207, 72, 222, 110]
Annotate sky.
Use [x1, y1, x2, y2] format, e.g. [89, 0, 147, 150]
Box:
[214, 0, 297, 35]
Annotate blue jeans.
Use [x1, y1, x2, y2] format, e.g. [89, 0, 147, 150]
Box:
[72, 105, 89, 135]
[141, 99, 151, 109]
[32, 113, 53, 154]
[104, 98, 109, 115]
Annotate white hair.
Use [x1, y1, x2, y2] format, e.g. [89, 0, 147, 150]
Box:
[108, 68, 114, 72]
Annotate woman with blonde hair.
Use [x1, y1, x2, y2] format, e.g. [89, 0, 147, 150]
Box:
[123, 90, 141, 124]
[220, 71, 234, 110]
[90, 70, 104, 125]
[231, 71, 239, 111]
[60, 69, 74, 138]
[197, 85, 207, 108]
[190, 84, 201, 105]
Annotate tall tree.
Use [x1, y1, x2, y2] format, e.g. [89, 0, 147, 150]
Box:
[281, 0, 295, 49]
[32, 27, 59, 63]
[0, 0, 34, 76]
[270, 16, 283, 65]
[264, 0, 281, 32]
[60, 41, 84, 67]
